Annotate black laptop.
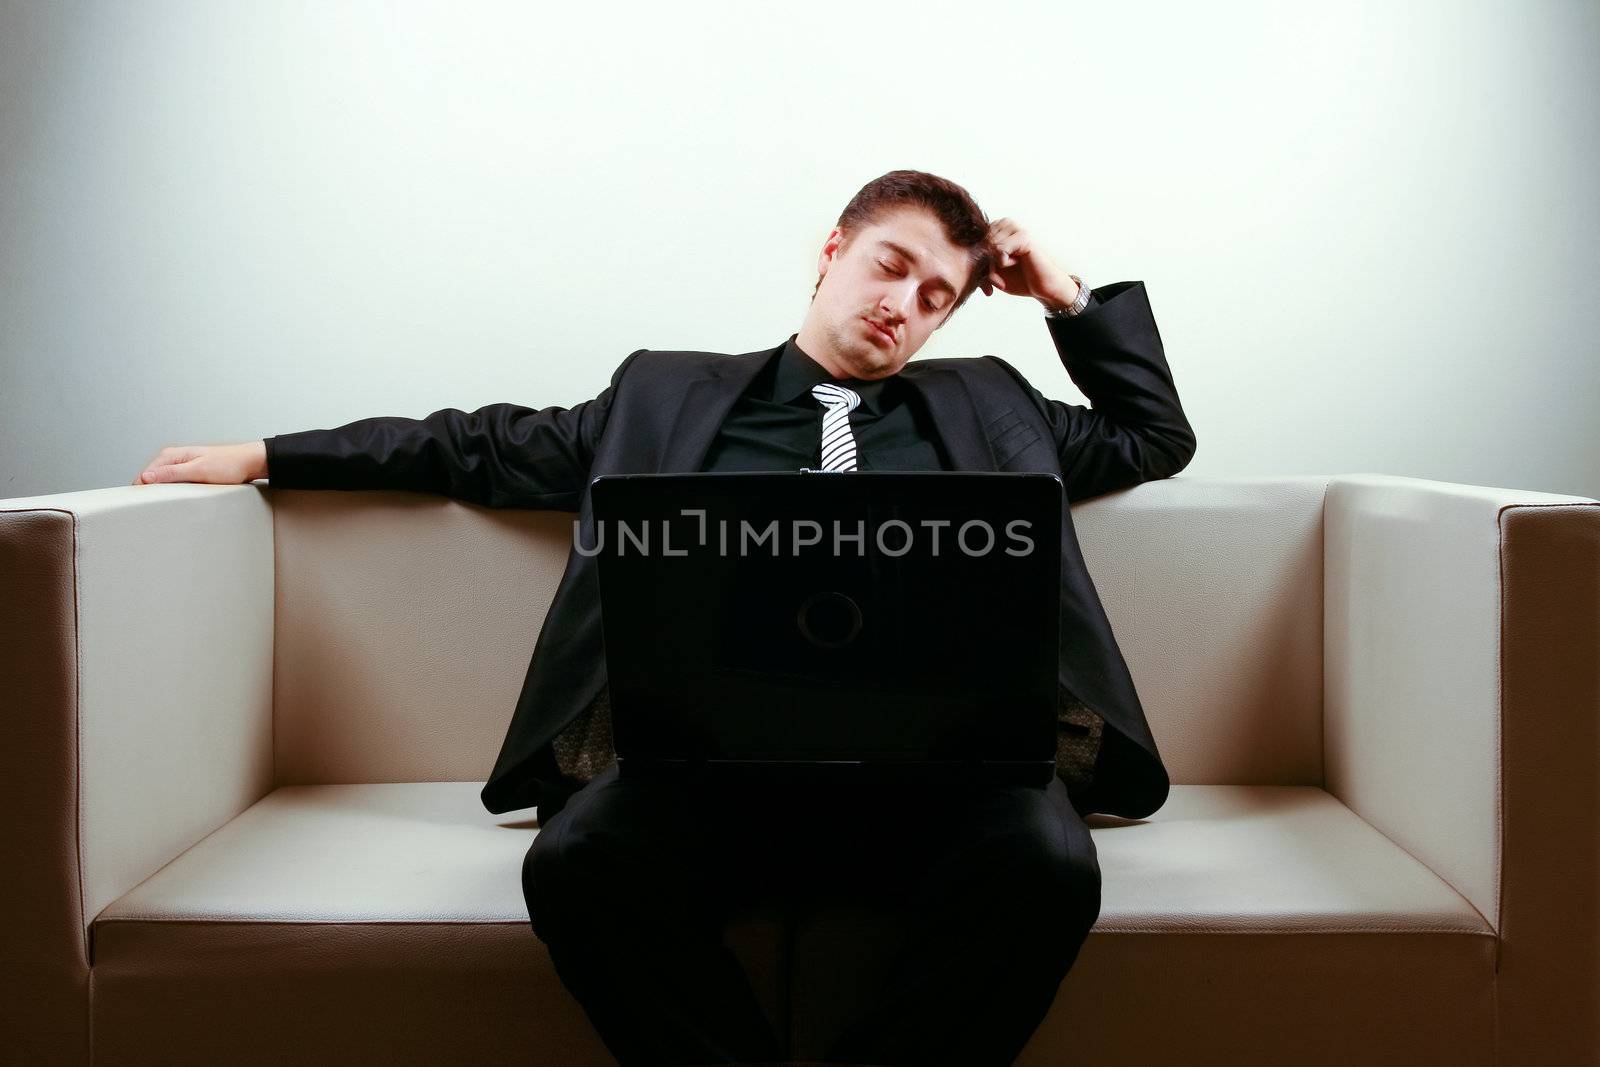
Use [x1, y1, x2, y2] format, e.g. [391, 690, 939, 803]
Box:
[588, 470, 1062, 788]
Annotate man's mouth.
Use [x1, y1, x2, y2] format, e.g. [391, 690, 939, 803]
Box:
[865, 318, 895, 345]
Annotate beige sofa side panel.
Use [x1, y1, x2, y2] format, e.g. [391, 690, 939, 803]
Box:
[1324, 476, 1595, 926]
[0, 485, 277, 965]
[1325, 475, 1600, 1066]
[1326, 475, 1504, 927]
[1495, 503, 1600, 1067]
[0, 508, 90, 1063]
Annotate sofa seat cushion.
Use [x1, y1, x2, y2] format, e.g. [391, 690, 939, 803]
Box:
[791, 785, 1498, 1065]
[1091, 784, 1493, 934]
[91, 782, 1496, 1066]
[98, 782, 539, 925]
[91, 782, 782, 1066]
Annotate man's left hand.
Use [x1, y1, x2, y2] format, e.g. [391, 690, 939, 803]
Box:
[982, 218, 1080, 310]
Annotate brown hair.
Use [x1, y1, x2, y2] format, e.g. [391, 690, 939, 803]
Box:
[811, 169, 996, 325]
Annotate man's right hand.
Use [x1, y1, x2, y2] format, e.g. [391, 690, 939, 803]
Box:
[133, 441, 268, 486]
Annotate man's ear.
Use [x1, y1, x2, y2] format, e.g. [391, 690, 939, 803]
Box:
[817, 227, 848, 277]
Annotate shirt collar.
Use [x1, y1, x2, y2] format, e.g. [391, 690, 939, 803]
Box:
[770, 334, 888, 415]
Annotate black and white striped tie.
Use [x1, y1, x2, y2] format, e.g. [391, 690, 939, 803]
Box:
[810, 382, 862, 472]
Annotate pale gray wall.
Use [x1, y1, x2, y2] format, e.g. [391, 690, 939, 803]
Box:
[3, 0, 1597, 500]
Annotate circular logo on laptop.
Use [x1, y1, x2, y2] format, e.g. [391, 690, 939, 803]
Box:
[795, 590, 864, 649]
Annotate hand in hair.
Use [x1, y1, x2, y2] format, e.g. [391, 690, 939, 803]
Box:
[983, 217, 1082, 310]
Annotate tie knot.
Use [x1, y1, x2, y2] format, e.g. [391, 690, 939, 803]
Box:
[811, 382, 861, 413]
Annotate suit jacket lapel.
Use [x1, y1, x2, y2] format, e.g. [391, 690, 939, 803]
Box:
[657, 342, 781, 473]
[897, 364, 997, 471]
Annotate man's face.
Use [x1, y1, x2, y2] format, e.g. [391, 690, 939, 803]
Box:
[800, 205, 973, 380]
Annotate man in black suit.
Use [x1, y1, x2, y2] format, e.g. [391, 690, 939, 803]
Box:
[135, 169, 1195, 1066]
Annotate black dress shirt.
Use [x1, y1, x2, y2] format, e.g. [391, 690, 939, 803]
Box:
[700, 333, 951, 473]
[701, 299, 1099, 475]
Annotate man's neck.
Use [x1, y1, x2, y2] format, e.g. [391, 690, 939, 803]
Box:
[793, 323, 856, 379]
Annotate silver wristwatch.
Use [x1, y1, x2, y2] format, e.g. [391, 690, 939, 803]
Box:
[1044, 275, 1091, 318]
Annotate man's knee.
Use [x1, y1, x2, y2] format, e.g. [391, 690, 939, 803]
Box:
[1001, 794, 1101, 933]
[1001, 817, 1099, 980]
[523, 793, 710, 936]
[523, 819, 576, 943]
[522, 819, 558, 897]
[522, 799, 632, 932]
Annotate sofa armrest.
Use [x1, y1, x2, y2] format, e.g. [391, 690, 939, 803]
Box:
[1323, 473, 1599, 1065]
[0, 483, 276, 1060]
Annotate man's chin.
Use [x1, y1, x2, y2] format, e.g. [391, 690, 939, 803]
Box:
[851, 343, 896, 377]
[862, 353, 906, 379]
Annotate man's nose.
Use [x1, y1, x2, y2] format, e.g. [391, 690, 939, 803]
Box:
[882, 286, 914, 321]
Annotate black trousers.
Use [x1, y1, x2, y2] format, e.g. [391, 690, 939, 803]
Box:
[522, 762, 1101, 1067]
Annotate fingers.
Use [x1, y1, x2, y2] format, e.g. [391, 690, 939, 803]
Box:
[135, 445, 199, 485]
[136, 447, 170, 485]
[151, 459, 209, 483]
[983, 219, 1013, 297]
[989, 218, 1016, 257]
[987, 217, 1028, 268]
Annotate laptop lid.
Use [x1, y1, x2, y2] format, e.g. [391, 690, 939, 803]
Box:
[589, 470, 1063, 786]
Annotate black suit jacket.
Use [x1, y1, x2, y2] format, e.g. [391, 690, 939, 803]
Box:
[265, 280, 1197, 822]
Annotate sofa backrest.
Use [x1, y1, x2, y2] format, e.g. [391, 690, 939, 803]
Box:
[267, 475, 1335, 792]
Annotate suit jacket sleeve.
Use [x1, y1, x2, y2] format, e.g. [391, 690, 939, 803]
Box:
[996, 280, 1196, 501]
[263, 347, 647, 511]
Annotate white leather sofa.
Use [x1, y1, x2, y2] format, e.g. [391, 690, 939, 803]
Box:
[2, 473, 1596, 1066]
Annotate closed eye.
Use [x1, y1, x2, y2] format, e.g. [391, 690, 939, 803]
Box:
[878, 260, 948, 313]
